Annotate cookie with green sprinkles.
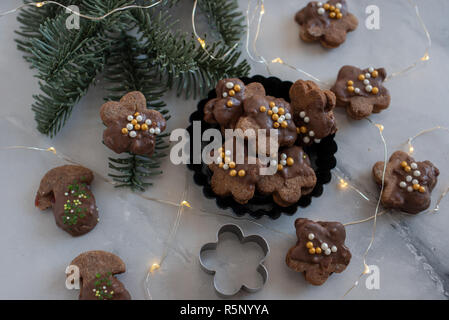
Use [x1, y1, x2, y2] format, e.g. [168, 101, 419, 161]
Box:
[35, 165, 99, 236]
[70, 251, 131, 300]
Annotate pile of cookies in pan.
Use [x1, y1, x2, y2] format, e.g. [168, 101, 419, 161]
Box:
[204, 78, 337, 207]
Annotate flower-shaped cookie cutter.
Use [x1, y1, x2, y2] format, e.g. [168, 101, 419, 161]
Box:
[199, 224, 270, 297]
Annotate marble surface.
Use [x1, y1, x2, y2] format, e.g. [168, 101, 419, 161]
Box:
[0, 0, 448, 300]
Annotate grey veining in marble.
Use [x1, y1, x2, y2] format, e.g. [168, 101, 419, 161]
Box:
[0, 0, 448, 299]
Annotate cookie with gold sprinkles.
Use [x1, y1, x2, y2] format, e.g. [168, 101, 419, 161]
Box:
[208, 139, 266, 204]
[372, 151, 439, 214]
[286, 218, 351, 285]
[257, 146, 317, 207]
[331, 65, 391, 120]
[289, 79, 337, 146]
[295, 0, 358, 48]
[100, 91, 166, 156]
[204, 78, 266, 130]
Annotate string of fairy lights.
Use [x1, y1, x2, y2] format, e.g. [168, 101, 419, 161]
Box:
[242, 0, 442, 296]
[245, 0, 432, 87]
[2, 123, 448, 298]
[0, 0, 242, 60]
[191, 0, 240, 60]
[0, 0, 447, 298]
[0, 1, 163, 19]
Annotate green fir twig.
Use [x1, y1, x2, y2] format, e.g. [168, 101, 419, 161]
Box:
[104, 33, 170, 191]
[132, 8, 250, 99]
[196, 0, 245, 47]
[15, 0, 251, 191]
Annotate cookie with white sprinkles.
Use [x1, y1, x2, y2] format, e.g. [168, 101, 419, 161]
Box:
[289, 79, 337, 146]
[100, 91, 166, 156]
[209, 139, 266, 204]
[257, 146, 317, 207]
[204, 78, 266, 130]
[331, 65, 390, 120]
[372, 151, 439, 214]
[235, 94, 298, 153]
[295, 0, 358, 48]
[286, 218, 351, 285]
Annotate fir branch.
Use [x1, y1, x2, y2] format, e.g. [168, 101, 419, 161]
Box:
[29, 16, 103, 83]
[15, 0, 84, 60]
[136, 0, 180, 7]
[30, 16, 108, 137]
[15, 0, 251, 180]
[104, 33, 167, 111]
[133, 10, 250, 99]
[28, 0, 132, 82]
[20, 0, 134, 136]
[196, 0, 245, 46]
[104, 33, 170, 191]
[31, 34, 107, 137]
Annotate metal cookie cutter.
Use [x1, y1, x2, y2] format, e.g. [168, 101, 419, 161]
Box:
[199, 224, 270, 297]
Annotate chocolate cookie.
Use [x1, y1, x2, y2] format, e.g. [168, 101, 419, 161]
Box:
[295, 1, 358, 48]
[331, 65, 390, 120]
[70, 251, 131, 300]
[204, 78, 266, 129]
[209, 139, 265, 204]
[286, 218, 351, 285]
[289, 80, 337, 146]
[372, 151, 440, 214]
[235, 94, 298, 153]
[257, 146, 317, 207]
[35, 165, 99, 236]
[100, 91, 167, 156]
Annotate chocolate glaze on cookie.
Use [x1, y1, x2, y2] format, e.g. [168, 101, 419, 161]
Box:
[331, 65, 390, 120]
[100, 91, 166, 156]
[289, 80, 337, 146]
[286, 218, 351, 285]
[204, 78, 266, 130]
[70, 251, 131, 300]
[35, 165, 98, 237]
[257, 146, 317, 207]
[209, 139, 266, 204]
[236, 94, 298, 152]
[277, 146, 315, 180]
[295, 0, 358, 48]
[372, 151, 439, 214]
[80, 273, 131, 300]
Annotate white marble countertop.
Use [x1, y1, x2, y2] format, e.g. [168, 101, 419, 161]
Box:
[0, 0, 448, 299]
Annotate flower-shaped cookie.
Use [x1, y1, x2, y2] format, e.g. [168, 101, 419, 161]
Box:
[295, 0, 358, 48]
[208, 140, 265, 204]
[372, 151, 440, 214]
[257, 146, 317, 207]
[100, 91, 166, 156]
[235, 95, 298, 152]
[204, 78, 266, 130]
[35, 165, 99, 237]
[286, 218, 351, 285]
[331, 65, 390, 120]
[289, 80, 337, 146]
[70, 251, 131, 300]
